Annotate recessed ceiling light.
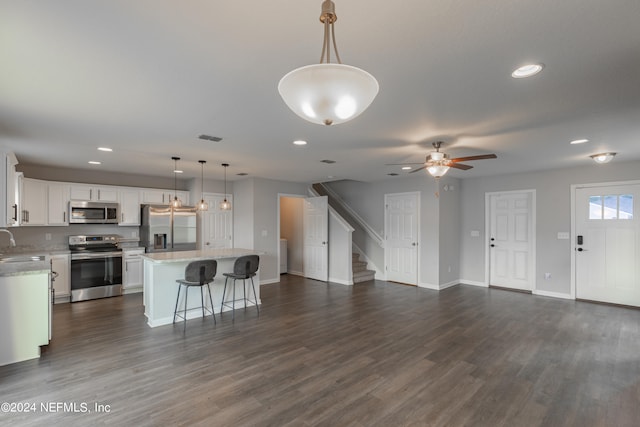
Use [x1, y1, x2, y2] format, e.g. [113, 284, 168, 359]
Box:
[98, 147, 113, 152]
[512, 63, 544, 78]
[570, 139, 589, 145]
[401, 166, 412, 170]
[88, 161, 101, 165]
[293, 140, 307, 146]
[173, 170, 183, 174]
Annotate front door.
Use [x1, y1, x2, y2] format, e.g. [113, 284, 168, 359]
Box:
[575, 184, 640, 306]
[488, 191, 535, 291]
[385, 192, 419, 285]
[303, 196, 328, 281]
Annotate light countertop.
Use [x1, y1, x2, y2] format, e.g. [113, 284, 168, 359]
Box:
[0, 261, 50, 277]
[141, 248, 261, 264]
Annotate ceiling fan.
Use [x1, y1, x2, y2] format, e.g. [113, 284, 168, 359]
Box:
[387, 141, 497, 178]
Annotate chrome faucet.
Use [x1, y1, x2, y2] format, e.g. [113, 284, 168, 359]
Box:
[0, 229, 16, 247]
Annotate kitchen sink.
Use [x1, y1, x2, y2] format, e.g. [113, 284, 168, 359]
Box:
[0, 255, 46, 263]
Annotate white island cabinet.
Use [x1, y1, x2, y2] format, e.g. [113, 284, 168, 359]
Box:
[141, 249, 261, 327]
[0, 265, 51, 366]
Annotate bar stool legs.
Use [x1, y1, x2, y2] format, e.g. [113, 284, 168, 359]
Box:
[221, 276, 259, 320]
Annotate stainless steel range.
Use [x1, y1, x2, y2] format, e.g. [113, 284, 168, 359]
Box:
[69, 234, 123, 302]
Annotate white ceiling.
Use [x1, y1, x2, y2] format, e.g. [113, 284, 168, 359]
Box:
[1, 0, 639, 184]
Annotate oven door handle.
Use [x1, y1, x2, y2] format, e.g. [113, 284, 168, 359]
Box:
[71, 252, 123, 260]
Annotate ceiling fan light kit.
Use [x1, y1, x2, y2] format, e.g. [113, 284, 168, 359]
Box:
[386, 141, 497, 180]
[590, 152, 616, 164]
[278, 0, 379, 126]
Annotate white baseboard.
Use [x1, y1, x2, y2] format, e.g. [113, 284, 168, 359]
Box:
[329, 277, 354, 286]
[123, 287, 143, 295]
[260, 278, 280, 286]
[533, 289, 574, 300]
[459, 279, 488, 288]
[286, 270, 304, 277]
[418, 280, 460, 291]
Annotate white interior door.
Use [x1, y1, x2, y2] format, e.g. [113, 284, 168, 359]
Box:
[385, 192, 419, 285]
[303, 196, 328, 281]
[575, 184, 640, 306]
[201, 194, 233, 249]
[489, 191, 534, 291]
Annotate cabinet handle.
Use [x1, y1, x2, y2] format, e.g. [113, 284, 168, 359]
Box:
[12, 204, 17, 221]
[90, 189, 93, 200]
[63, 211, 66, 223]
[98, 189, 101, 200]
[121, 213, 124, 222]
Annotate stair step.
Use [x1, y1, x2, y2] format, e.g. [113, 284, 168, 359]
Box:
[353, 261, 368, 273]
[353, 269, 375, 283]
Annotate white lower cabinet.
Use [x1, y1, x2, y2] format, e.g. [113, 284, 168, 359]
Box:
[123, 248, 144, 291]
[50, 254, 70, 301]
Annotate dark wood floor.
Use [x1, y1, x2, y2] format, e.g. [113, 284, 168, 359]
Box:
[1, 275, 640, 426]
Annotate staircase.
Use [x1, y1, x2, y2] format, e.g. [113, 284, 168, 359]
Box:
[352, 253, 375, 283]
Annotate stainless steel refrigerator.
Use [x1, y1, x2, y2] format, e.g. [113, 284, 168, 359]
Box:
[140, 204, 197, 252]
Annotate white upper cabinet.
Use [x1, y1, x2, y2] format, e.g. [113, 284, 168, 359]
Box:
[70, 184, 118, 202]
[2, 151, 19, 227]
[119, 189, 141, 226]
[20, 178, 47, 226]
[48, 182, 70, 226]
[141, 190, 189, 206]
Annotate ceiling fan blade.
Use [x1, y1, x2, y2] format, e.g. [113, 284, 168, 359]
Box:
[449, 163, 473, 170]
[409, 166, 427, 173]
[449, 154, 497, 163]
[385, 162, 425, 166]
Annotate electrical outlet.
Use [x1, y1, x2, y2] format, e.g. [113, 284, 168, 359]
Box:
[45, 233, 51, 241]
[448, 265, 452, 273]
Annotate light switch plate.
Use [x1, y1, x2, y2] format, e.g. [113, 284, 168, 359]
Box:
[557, 232, 570, 240]
[470, 230, 480, 237]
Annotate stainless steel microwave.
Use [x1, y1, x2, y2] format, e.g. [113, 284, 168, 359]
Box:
[69, 201, 119, 224]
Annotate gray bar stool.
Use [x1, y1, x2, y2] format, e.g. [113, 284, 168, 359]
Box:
[173, 260, 217, 332]
[221, 255, 259, 320]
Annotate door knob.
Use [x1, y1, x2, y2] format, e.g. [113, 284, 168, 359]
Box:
[490, 244, 495, 247]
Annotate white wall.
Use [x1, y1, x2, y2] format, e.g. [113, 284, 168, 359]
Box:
[326, 174, 461, 287]
[459, 160, 640, 296]
[235, 179, 307, 284]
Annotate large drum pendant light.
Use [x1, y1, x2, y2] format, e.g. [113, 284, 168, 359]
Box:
[278, 0, 378, 126]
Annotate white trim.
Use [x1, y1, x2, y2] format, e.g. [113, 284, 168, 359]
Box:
[485, 189, 536, 292]
[260, 278, 280, 286]
[570, 179, 640, 301]
[459, 279, 488, 288]
[286, 270, 304, 277]
[418, 280, 460, 290]
[329, 277, 354, 286]
[329, 207, 355, 232]
[533, 289, 573, 300]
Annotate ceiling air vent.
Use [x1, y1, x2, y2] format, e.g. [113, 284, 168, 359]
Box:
[198, 134, 222, 142]
[237, 173, 248, 176]
[320, 159, 336, 164]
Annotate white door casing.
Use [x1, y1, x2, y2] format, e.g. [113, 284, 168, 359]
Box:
[303, 196, 329, 281]
[201, 194, 233, 249]
[385, 192, 419, 285]
[487, 191, 535, 291]
[574, 183, 640, 306]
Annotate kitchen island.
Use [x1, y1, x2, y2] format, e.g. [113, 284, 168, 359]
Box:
[141, 248, 261, 327]
[0, 258, 51, 366]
